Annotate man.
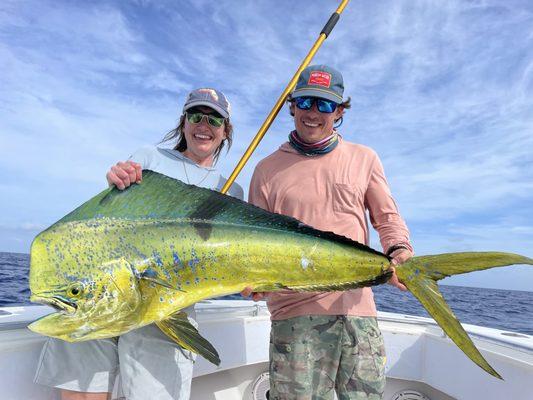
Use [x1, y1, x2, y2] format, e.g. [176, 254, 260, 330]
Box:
[35, 88, 243, 400]
[243, 65, 413, 399]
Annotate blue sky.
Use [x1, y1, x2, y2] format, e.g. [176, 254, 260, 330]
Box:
[1, 1, 532, 291]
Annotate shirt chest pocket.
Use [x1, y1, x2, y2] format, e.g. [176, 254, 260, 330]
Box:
[332, 183, 364, 214]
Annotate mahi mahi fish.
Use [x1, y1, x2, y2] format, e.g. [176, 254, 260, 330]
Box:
[29, 170, 532, 379]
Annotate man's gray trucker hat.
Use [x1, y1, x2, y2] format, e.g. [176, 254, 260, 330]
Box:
[292, 65, 344, 104]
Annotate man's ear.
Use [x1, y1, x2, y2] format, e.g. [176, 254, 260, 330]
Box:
[335, 105, 344, 120]
[289, 102, 296, 116]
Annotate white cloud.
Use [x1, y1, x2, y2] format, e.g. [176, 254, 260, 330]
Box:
[0, 222, 46, 231]
[0, 0, 531, 292]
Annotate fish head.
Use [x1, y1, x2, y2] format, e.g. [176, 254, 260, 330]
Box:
[28, 225, 143, 341]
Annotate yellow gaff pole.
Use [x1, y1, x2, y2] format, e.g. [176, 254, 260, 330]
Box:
[221, 0, 350, 194]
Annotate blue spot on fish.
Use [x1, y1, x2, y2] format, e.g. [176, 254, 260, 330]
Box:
[142, 267, 158, 279]
[163, 269, 171, 281]
[188, 248, 200, 274]
[152, 251, 163, 267]
[172, 251, 184, 270]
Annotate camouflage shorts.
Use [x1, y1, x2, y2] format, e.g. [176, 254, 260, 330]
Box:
[269, 315, 386, 400]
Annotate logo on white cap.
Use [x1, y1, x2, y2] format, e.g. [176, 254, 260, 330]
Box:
[198, 88, 219, 102]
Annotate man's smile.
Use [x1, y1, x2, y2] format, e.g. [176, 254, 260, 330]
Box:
[302, 120, 321, 128]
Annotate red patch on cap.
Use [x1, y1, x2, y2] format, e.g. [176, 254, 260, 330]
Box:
[308, 71, 331, 88]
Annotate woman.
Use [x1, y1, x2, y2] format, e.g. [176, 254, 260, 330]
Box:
[35, 88, 243, 400]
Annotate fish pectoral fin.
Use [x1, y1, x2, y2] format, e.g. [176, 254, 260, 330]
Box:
[156, 312, 220, 366]
[140, 268, 186, 292]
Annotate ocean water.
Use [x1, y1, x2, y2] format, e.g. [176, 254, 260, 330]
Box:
[1, 251, 532, 335]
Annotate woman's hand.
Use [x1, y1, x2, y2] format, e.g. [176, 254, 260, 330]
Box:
[106, 161, 142, 190]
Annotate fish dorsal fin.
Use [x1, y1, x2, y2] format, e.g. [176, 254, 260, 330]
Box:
[53, 170, 383, 256]
[156, 311, 220, 366]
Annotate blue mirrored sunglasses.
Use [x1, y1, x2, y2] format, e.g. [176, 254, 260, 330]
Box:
[294, 96, 338, 113]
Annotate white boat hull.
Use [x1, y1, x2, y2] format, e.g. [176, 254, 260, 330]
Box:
[1, 301, 531, 400]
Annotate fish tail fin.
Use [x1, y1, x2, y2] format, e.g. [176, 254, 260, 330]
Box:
[396, 252, 533, 380]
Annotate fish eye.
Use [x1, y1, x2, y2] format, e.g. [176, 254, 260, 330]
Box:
[67, 283, 84, 298]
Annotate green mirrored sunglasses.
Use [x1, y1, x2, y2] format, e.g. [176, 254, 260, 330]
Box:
[186, 112, 225, 128]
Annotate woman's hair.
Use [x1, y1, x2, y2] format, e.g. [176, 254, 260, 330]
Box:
[159, 112, 234, 164]
[286, 93, 351, 124]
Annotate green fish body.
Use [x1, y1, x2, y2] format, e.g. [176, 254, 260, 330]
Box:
[29, 171, 533, 378]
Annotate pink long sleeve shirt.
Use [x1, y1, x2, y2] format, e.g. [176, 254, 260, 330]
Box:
[248, 137, 413, 320]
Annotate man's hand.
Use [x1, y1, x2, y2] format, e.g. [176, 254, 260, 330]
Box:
[106, 161, 142, 190]
[387, 248, 413, 292]
[241, 287, 266, 301]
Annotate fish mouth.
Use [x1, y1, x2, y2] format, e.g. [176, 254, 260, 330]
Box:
[31, 295, 78, 314]
[28, 307, 89, 341]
